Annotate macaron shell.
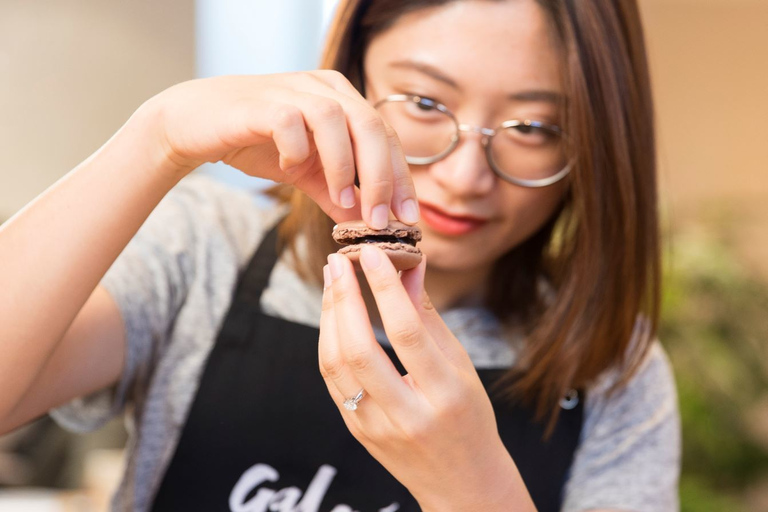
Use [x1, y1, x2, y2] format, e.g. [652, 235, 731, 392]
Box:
[337, 243, 422, 271]
[332, 220, 422, 244]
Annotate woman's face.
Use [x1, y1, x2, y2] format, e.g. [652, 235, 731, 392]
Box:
[364, 0, 568, 277]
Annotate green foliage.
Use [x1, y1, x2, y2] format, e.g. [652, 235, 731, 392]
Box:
[660, 229, 768, 510]
[680, 475, 746, 512]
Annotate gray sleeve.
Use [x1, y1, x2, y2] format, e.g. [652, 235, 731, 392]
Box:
[50, 176, 268, 432]
[561, 342, 681, 512]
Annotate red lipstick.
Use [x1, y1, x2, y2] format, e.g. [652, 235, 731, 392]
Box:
[419, 202, 488, 236]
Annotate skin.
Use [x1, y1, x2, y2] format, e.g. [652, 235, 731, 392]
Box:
[0, 70, 418, 433]
[364, 0, 569, 310]
[320, 2, 627, 511]
[320, 2, 562, 508]
[0, 0, 626, 509]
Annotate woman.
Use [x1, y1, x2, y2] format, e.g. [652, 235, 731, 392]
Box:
[0, 0, 680, 510]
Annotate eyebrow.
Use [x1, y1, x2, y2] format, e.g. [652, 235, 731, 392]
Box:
[508, 90, 563, 104]
[389, 60, 460, 89]
[387, 59, 564, 104]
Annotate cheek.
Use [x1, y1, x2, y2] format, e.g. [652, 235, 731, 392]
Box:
[497, 183, 567, 242]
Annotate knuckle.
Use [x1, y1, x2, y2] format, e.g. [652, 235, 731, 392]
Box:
[318, 69, 345, 82]
[294, 70, 317, 83]
[393, 171, 413, 190]
[384, 123, 400, 142]
[319, 354, 346, 381]
[331, 283, 354, 304]
[311, 99, 344, 122]
[400, 416, 432, 444]
[434, 392, 469, 420]
[331, 160, 357, 180]
[369, 274, 400, 294]
[420, 292, 436, 313]
[271, 104, 303, 130]
[344, 346, 374, 373]
[360, 174, 394, 196]
[358, 111, 386, 135]
[317, 69, 354, 90]
[321, 292, 334, 312]
[365, 422, 393, 445]
[390, 322, 423, 350]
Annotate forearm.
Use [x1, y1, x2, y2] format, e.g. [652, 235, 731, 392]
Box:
[0, 101, 186, 419]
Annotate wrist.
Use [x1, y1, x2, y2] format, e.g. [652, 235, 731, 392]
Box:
[118, 95, 198, 184]
[417, 447, 536, 512]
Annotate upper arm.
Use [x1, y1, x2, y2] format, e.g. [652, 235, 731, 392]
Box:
[1, 285, 125, 433]
[561, 343, 681, 512]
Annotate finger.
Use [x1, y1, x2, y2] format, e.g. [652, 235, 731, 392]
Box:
[307, 70, 370, 105]
[357, 245, 454, 393]
[327, 253, 413, 413]
[295, 72, 419, 227]
[286, 93, 358, 210]
[384, 124, 420, 225]
[264, 102, 313, 172]
[318, 265, 371, 414]
[342, 104, 393, 229]
[400, 256, 475, 371]
[319, 269, 395, 441]
[236, 98, 360, 222]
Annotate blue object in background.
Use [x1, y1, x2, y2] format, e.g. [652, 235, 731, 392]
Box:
[195, 0, 339, 188]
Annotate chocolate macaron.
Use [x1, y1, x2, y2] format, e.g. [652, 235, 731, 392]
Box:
[332, 220, 423, 271]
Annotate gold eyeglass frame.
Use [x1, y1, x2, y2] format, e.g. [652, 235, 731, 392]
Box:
[374, 94, 574, 188]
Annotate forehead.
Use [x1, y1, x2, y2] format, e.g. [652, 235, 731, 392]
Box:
[364, 0, 562, 99]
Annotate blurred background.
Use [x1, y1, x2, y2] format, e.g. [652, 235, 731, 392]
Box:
[0, 0, 766, 510]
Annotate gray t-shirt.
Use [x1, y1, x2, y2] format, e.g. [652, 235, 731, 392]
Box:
[51, 175, 680, 512]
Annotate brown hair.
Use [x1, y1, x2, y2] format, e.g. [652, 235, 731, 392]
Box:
[274, 0, 660, 428]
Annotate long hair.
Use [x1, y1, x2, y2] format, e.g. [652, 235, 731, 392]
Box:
[273, 0, 660, 428]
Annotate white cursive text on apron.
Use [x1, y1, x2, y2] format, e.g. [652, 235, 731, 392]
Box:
[229, 463, 400, 512]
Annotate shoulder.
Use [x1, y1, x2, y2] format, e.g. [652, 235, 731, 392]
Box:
[562, 341, 681, 511]
[586, 341, 678, 430]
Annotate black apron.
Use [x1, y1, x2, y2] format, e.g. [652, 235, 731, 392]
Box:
[151, 223, 583, 512]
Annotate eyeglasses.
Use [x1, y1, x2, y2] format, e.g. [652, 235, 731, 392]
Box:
[374, 94, 574, 188]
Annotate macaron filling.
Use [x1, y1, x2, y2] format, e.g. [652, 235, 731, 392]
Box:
[332, 220, 423, 270]
[344, 235, 418, 247]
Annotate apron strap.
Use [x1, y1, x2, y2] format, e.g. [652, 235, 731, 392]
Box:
[233, 219, 283, 310]
[215, 219, 283, 347]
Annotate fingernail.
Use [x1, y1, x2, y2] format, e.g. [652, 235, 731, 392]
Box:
[328, 254, 344, 280]
[323, 264, 331, 289]
[283, 165, 299, 174]
[370, 204, 389, 230]
[340, 186, 356, 209]
[360, 245, 381, 270]
[400, 198, 420, 224]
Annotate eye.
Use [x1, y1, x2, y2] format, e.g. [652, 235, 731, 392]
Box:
[505, 122, 560, 146]
[403, 97, 448, 121]
[514, 124, 536, 135]
[415, 101, 435, 111]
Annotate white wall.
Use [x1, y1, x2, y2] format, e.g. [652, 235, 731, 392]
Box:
[194, 0, 327, 187]
[0, 0, 194, 221]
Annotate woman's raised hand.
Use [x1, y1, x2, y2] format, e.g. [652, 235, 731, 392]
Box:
[137, 71, 418, 228]
[318, 247, 536, 511]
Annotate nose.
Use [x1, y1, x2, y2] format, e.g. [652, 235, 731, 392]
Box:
[427, 130, 496, 197]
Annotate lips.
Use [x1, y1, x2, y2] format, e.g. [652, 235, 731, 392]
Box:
[418, 202, 489, 236]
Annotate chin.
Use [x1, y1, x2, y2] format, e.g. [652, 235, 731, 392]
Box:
[420, 241, 497, 274]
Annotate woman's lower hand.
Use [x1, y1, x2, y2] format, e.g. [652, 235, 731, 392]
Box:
[318, 246, 536, 511]
[131, 71, 418, 228]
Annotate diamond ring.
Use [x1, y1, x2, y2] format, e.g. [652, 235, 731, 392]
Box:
[342, 388, 366, 411]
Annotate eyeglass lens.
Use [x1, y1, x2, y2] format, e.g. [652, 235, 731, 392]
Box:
[376, 98, 569, 182]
